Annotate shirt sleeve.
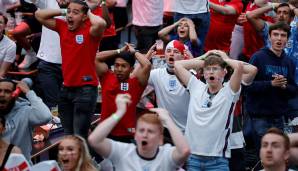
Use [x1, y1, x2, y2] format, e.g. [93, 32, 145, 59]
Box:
[187, 75, 205, 94]
[3, 42, 16, 63]
[108, 140, 132, 163]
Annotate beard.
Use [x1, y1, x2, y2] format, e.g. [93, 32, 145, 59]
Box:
[0, 99, 15, 117]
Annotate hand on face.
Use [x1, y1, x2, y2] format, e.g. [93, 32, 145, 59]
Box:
[115, 94, 132, 115]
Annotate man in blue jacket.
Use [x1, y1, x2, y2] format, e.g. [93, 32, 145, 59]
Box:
[245, 21, 298, 154]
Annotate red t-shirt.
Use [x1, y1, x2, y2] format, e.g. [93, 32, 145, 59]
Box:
[242, 2, 264, 59]
[54, 19, 100, 87]
[100, 71, 146, 136]
[204, 0, 243, 52]
[92, 7, 116, 37]
[242, 2, 273, 59]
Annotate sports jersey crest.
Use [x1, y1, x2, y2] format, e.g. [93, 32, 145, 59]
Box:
[75, 34, 84, 44]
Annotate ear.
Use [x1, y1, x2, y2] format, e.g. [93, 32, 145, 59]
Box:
[159, 134, 164, 145]
[82, 14, 88, 21]
[284, 149, 290, 161]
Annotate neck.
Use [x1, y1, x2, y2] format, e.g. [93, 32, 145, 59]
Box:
[137, 146, 159, 160]
[166, 65, 174, 74]
[264, 164, 286, 171]
[270, 48, 282, 57]
[0, 139, 8, 148]
[208, 84, 222, 94]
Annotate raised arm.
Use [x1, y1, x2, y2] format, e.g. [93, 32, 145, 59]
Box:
[150, 108, 190, 165]
[95, 45, 128, 76]
[174, 52, 208, 86]
[0, 62, 13, 79]
[214, 50, 243, 93]
[14, 80, 52, 125]
[35, 9, 62, 31]
[158, 18, 182, 42]
[246, 3, 279, 31]
[185, 18, 199, 46]
[88, 9, 107, 37]
[88, 94, 131, 158]
[241, 61, 258, 85]
[209, 2, 238, 15]
[126, 44, 151, 86]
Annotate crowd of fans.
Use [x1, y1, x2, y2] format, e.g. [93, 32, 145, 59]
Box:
[0, 0, 298, 171]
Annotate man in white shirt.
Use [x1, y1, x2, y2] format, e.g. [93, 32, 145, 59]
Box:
[88, 94, 190, 171]
[25, 0, 67, 109]
[259, 128, 295, 171]
[174, 50, 254, 170]
[148, 40, 189, 132]
[0, 13, 16, 78]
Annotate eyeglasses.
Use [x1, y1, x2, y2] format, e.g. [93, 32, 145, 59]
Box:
[203, 67, 222, 72]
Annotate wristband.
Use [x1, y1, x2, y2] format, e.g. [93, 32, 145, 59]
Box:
[116, 49, 121, 54]
[61, 9, 67, 16]
[112, 113, 120, 121]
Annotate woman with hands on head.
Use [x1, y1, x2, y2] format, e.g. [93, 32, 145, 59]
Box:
[158, 17, 200, 57]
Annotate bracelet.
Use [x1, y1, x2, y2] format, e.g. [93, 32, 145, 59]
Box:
[116, 49, 121, 54]
[61, 8, 67, 16]
[112, 113, 120, 121]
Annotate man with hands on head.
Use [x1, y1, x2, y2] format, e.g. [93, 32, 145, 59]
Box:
[174, 49, 257, 170]
[95, 43, 151, 142]
[35, 0, 106, 139]
[88, 94, 190, 171]
[0, 78, 52, 160]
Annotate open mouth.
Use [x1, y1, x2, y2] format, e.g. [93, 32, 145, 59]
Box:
[168, 58, 174, 62]
[61, 159, 70, 165]
[209, 76, 215, 80]
[141, 141, 148, 146]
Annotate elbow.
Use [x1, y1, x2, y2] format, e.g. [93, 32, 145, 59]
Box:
[34, 10, 42, 22]
[245, 13, 255, 21]
[144, 61, 152, 71]
[158, 31, 166, 39]
[88, 135, 96, 148]
[181, 146, 191, 158]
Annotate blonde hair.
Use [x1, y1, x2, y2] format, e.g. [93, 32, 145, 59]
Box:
[59, 135, 98, 171]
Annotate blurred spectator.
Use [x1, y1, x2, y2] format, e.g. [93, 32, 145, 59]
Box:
[0, 0, 19, 15]
[35, 0, 106, 139]
[0, 13, 16, 78]
[173, 0, 209, 55]
[26, 0, 65, 109]
[132, 0, 163, 53]
[204, 0, 243, 53]
[0, 78, 52, 160]
[259, 128, 294, 171]
[158, 18, 200, 57]
[0, 115, 22, 170]
[12, 0, 42, 69]
[95, 44, 151, 142]
[58, 135, 97, 171]
[88, 94, 190, 170]
[244, 22, 298, 162]
[113, 0, 128, 47]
